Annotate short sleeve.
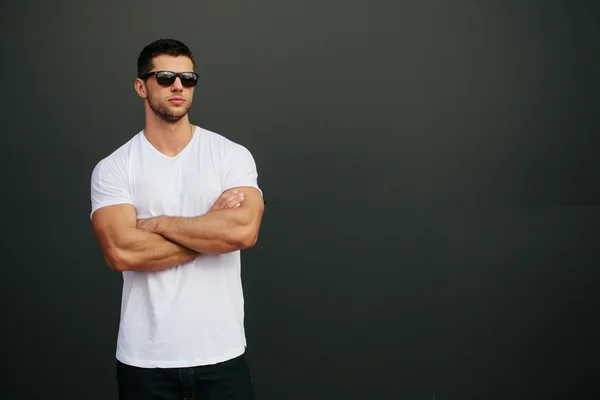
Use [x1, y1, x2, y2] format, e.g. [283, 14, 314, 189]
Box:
[221, 143, 263, 197]
[90, 158, 133, 219]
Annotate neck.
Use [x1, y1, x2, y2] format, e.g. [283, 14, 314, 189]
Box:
[143, 112, 194, 157]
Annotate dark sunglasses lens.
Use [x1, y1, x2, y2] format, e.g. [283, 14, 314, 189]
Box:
[156, 71, 176, 86]
[180, 73, 198, 87]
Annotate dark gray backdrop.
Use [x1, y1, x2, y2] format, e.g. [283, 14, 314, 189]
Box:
[2, 1, 599, 399]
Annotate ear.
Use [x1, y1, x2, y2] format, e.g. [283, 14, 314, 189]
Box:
[134, 78, 148, 99]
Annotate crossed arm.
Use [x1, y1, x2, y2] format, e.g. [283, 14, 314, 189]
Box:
[91, 187, 264, 272]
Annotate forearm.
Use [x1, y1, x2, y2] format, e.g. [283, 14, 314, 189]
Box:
[107, 228, 200, 272]
[154, 209, 257, 254]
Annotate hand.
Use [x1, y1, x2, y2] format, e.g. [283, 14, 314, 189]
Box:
[209, 190, 245, 212]
[137, 216, 161, 233]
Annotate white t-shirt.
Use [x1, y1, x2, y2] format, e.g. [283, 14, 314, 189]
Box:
[90, 125, 262, 368]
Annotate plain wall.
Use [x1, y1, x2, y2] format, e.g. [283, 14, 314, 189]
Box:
[1, 1, 599, 399]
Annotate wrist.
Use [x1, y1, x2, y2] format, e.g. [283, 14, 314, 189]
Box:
[154, 216, 168, 235]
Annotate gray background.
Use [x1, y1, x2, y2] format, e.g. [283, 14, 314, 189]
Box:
[2, 1, 599, 399]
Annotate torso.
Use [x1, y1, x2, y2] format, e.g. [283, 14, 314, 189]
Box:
[108, 126, 249, 368]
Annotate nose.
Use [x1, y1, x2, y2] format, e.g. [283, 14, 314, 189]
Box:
[171, 76, 184, 91]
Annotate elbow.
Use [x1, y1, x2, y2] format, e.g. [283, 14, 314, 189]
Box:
[239, 237, 257, 250]
[232, 211, 263, 251]
[105, 248, 132, 272]
[238, 226, 260, 250]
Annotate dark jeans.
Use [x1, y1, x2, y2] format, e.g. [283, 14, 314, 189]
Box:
[116, 353, 256, 400]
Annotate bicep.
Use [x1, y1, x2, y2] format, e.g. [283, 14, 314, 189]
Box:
[91, 204, 138, 254]
[220, 143, 263, 220]
[221, 186, 264, 226]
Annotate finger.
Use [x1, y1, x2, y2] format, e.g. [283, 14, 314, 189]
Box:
[216, 191, 241, 207]
[211, 193, 232, 210]
[231, 192, 245, 206]
[214, 192, 244, 210]
[224, 197, 244, 209]
[223, 192, 245, 209]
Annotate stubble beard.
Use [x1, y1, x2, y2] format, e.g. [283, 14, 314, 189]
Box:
[147, 92, 192, 123]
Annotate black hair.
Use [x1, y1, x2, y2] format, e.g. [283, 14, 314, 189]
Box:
[137, 39, 195, 78]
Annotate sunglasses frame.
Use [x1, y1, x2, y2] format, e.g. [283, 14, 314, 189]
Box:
[140, 70, 199, 87]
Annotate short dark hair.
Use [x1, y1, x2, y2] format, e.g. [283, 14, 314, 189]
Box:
[137, 39, 195, 78]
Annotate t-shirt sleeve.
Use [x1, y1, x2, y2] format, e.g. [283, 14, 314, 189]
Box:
[90, 158, 134, 219]
[221, 143, 263, 197]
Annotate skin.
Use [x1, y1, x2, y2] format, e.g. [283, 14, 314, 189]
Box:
[91, 54, 264, 272]
[134, 54, 197, 157]
[137, 186, 263, 255]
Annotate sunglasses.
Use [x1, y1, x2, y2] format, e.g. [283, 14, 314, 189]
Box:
[140, 70, 199, 87]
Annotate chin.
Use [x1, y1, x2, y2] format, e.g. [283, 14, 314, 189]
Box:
[162, 114, 186, 122]
[152, 107, 190, 122]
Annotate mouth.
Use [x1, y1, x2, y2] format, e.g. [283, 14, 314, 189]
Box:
[168, 98, 185, 105]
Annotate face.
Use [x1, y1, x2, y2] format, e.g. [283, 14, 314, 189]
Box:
[137, 55, 196, 122]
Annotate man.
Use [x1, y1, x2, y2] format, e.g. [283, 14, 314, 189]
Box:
[90, 38, 264, 400]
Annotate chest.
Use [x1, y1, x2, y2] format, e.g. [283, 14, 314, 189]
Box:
[129, 153, 222, 219]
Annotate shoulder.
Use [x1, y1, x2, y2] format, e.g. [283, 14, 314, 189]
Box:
[91, 132, 142, 182]
[196, 126, 253, 155]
